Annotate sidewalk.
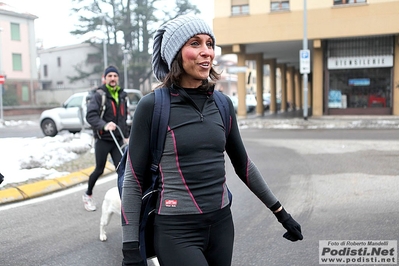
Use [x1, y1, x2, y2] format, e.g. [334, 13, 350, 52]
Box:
[1, 110, 399, 205]
[240, 109, 399, 129]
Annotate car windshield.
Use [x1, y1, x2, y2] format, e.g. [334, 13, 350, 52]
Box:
[65, 95, 83, 108]
[128, 93, 141, 105]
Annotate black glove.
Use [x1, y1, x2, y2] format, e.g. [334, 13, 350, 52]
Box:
[122, 242, 145, 266]
[274, 207, 303, 242]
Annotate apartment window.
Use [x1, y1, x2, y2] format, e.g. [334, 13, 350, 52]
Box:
[334, 0, 366, 5]
[12, 53, 22, 71]
[43, 65, 48, 77]
[87, 54, 101, 64]
[22, 85, 30, 102]
[11, 23, 21, 41]
[271, 0, 290, 11]
[57, 57, 61, 67]
[231, 0, 249, 16]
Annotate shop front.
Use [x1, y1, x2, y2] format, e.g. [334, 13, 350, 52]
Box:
[325, 36, 394, 115]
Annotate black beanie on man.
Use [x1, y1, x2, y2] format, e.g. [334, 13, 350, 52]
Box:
[104, 65, 119, 77]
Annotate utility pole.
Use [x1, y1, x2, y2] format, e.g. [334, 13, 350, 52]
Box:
[301, 0, 309, 120]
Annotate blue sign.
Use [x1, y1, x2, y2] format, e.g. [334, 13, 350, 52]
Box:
[299, 49, 311, 74]
[300, 50, 310, 59]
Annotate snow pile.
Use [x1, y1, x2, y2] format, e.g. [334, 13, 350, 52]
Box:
[0, 133, 92, 187]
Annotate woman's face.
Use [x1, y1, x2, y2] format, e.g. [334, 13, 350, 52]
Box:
[180, 34, 215, 88]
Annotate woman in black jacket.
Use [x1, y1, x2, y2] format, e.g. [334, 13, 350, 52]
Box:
[83, 65, 129, 211]
[121, 15, 302, 266]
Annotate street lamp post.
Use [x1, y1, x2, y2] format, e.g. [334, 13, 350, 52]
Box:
[102, 16, 108, 70]
[123, 49, 129, 89]
[302, 0, 308, 120]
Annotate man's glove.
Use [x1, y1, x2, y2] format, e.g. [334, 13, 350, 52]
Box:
[122, 242, 145, 266]
[274, 207, 303, 242]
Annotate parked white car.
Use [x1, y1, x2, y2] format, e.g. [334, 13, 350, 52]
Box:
[228, 94, 257, 113]
[40, 89, 143, 137]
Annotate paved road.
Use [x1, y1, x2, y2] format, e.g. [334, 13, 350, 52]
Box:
[1, 128, 398, 265]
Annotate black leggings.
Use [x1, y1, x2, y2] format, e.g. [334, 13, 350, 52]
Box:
[154, 206, 234, 266]
[86, 138, 122, 195]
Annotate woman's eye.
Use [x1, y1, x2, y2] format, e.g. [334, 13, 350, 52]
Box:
[207, 42, 213, 47]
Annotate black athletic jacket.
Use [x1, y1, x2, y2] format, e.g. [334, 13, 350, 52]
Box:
[121, 85, 279, 243]
[86, 84, 129, 141]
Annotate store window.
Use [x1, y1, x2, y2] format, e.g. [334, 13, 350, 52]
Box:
[271, 0, 290, 11]
[329, 68, 391, 108]
[334, 0, 366, 5]
[327, 36, 393, 110]
[231, 0, 249, 16]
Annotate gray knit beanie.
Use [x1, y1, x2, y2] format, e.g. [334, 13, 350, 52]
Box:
[152, 15, 215, 82]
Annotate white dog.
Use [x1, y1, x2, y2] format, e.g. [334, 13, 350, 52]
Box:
[99, 187, 121, 242]
[99, 187, 160, 266]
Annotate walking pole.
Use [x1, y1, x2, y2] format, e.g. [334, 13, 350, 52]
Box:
[109, 125, 127, 155]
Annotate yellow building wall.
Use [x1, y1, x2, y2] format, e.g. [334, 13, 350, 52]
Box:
[214, 1, 399, 45]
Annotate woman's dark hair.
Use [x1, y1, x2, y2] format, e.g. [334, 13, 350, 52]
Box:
[157, 50, 220, 89]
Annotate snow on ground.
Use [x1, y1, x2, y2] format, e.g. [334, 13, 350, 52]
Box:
[0, 129, 92, 188]
[1, 115, 399, 188]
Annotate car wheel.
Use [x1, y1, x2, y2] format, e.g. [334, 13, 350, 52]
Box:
[41, 118, 58, 137]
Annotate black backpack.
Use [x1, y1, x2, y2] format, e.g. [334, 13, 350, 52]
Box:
[117, 87, 232, 264]
[86, 88, 106, 118]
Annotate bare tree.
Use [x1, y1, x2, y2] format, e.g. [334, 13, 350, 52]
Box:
[70, 0, 200, 93]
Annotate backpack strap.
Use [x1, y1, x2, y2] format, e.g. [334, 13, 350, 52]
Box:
[150, 87, 170, 173]
[117, 88, 170, 198]
[139, 87, 170, 261]
[97, 89, 106, 119]
[213, 90, 231, 139]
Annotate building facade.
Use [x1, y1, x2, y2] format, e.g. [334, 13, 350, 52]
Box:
[0, 3, 38, 106]
[38, 43, 102, 92]
[213, 0, 399, 117]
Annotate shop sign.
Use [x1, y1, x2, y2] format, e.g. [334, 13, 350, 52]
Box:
[327, 55, 393, 69]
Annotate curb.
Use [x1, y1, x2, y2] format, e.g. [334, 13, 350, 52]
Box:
[0, 162, 116, 205]
[1, 116, 399, 205]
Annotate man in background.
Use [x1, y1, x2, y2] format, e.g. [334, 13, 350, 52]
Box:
[83, 65, 129, 211]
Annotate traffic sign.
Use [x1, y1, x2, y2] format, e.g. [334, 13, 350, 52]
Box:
[0, 75, 5, 84]
[227, 66, 247, 74]
[299, 49, 311, 74]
